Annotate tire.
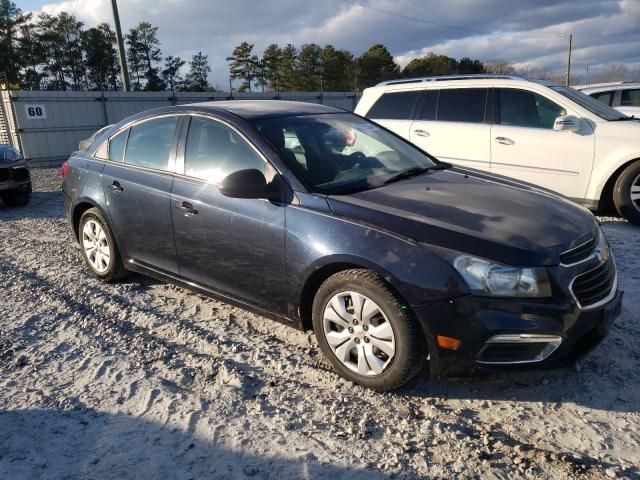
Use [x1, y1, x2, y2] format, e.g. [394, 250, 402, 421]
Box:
[78, 208, 128, 282]
[312, 269, 427, 391]
[0, 187, 31, 207]
[613, 160, 640, 226]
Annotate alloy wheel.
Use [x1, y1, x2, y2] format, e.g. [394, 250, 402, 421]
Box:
[82, 219, 111, 273]
[631, 174, 640, 212]
[322, 291, 396, 376]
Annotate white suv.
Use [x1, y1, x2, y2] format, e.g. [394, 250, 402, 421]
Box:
[576, 82, 640, 117]
[355, 74, 640, 225]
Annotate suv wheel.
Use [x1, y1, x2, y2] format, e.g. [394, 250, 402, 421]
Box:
[613, 160, 640, 226]
[0, 188, 31, 207]
[79, 208, 127, 282]
[312, 269, 427, 391]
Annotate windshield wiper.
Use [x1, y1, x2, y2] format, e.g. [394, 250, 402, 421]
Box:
[610, 116, 637, 121]
[384, 166, 433, 184]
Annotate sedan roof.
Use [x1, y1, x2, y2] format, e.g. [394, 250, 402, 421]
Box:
[187, 100, 344, 119]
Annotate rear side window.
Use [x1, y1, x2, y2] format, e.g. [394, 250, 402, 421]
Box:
[124, 116, 179, 171]
[621, 89, 640, 107]
[419, 90, 438, 120]
[498, 89, 566, 129]
[366, 91, 419, 120]
[591, 91, 613, 106]
[108, 129, 129, 163]
[437, 88, 488, 123]
[184, 116, 265, 184]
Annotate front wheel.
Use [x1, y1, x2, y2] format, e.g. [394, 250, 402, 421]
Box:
[613, 161, 640, 226]
[312, 269, 427, 391]
[78, 208, 128, 282]
[0, 187, 31, 207]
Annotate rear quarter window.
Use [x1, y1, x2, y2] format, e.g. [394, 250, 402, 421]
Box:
[366, 91, 419, 120]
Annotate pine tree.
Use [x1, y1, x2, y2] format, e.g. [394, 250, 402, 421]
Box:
[356, 44, 400, 89]
[261, 43, 282, 92]
[82, 23, 119, 90]
[296, 43, 322, 91]
[182, 52, 210, 92]
[228, 41, 257, 92]
[162, 55, 185, 93]
[279, 44, 298, 92]
[126, 22, 164, 91]
[0, 0, 30, 86]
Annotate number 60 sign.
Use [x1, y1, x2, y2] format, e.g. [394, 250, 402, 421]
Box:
[24, 104, 47, 120]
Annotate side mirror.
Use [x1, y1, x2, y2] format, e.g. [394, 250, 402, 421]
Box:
[219, 168, 267, 199]
[553, 115, 581, 133]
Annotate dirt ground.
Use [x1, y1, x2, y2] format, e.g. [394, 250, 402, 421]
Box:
[1, 168, 638, 479]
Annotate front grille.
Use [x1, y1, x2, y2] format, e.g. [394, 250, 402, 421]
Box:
[571, 258, 615, 308]
[11, 168, 29, 181]
[0, 168, 9, 182]
[560, 236, 596, 265]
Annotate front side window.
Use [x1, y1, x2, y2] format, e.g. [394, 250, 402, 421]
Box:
[184, 116, 265, 184]
[124, 116, 179, 171]
[437, 88, 488, 123]
[621, 89, 640, 107]
[366, 91, 419, 120]
[108, 129, 129, 162]
[255, 113, 438, 195]
[498, 89, 566, 129]
[591, 91, 613, 106]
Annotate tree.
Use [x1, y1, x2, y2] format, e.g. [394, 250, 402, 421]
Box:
[182, 52, 210, 91]
[126, 21, 164, 91]
[296, 43, 323, 91]
[592, 64, 627, 83]
[228, 41, 257, 92]
[162, 55, 185, 93]
[279, 43, 298, 92]
[261, 43, 282, 92]
[16, 20, 43, 89]
[321, 46, 354, 91]
[484, 59, 515, 74]
[456, 57, 484, 74]
[0, 0, 30, 85]
[356, 44, 400, 89]
[82, 23, 119, 90]
[36, 13, 69, 89]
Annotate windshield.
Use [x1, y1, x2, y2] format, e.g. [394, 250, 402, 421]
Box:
[551, 86, 626, 121]
[254, 113, 438, 194]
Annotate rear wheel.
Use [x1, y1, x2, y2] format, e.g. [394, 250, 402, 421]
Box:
[79, 208, 128, 282]
[0, 187, 31, 207]
[312, 269, 427, 391]
[613, 160, 640, 226]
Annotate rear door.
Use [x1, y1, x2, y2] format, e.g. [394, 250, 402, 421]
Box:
[409, 87, 492, 170]
[170, 115, 287, 312]
[101, 115, 182, 273]
[490, 88, 595, 199]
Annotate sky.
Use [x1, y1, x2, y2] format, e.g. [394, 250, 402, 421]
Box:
[22, 0, 640, 88]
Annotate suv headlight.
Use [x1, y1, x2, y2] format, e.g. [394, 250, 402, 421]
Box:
[453, 255, 551, 297]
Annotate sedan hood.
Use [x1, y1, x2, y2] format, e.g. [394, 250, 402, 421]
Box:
[327, 168, 597, 266]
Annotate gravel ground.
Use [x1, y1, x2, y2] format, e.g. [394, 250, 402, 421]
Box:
[0, 168, 639, 480]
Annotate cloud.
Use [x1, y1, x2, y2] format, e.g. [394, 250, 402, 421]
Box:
[29, 0, 640, 86]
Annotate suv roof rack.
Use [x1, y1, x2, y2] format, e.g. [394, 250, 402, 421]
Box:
[376, 74, 528, 87]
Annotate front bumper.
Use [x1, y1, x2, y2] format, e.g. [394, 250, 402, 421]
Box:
[0, 161, 31, 191]
[413, 288, 623, 379]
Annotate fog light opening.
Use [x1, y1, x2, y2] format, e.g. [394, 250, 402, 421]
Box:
[436, 335, 462, 350]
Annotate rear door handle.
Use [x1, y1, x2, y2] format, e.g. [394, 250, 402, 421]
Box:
[414, 129, 430, 137]
[176, 201, 198, 216]
[495, 137, 515, 145]
[110, 181, 123, 193]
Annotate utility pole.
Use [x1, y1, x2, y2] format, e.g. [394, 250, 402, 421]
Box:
[111, 0, 130, 92]
[566, 33, 572, 87]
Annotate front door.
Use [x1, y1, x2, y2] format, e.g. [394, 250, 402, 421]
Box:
[171, 115, 286, 312]
[409, 87, 492, 170]
[102, 115, 181, 273]
[490, 88, 595, 199]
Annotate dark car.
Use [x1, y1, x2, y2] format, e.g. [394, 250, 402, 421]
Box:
[61, 101, 622, 391]
[0, 144, 31, 207]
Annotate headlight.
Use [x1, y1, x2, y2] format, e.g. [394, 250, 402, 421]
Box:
[453, 256, 551, 297]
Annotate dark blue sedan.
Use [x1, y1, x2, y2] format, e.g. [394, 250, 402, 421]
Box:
[61, 101, 621, 390]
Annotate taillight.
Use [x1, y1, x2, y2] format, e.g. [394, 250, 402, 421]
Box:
[60, 161, 70, 180]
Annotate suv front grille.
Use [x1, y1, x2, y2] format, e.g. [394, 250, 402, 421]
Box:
[571, 258, 616, 308]
[560, 236, 596, 265]
[11, 168, 29, 181]
[0, 168, 9, 182]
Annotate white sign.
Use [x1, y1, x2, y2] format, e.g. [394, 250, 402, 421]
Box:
[24, 104, 47, 120]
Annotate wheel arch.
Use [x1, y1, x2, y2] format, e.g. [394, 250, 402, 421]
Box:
[598, 157, 640, 212]
[72, 200, 113, 242]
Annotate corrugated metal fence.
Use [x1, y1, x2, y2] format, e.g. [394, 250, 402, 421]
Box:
[0, 90, 362, 167]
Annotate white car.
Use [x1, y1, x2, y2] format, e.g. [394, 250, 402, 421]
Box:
[355, 74, 640, 225]
[576, 82, 640, 117]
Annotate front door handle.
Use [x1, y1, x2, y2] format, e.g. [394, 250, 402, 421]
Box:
[110, 181, 123, 193]
[176, 201, 198, 216]
[414, 129, 430, 138]
[495, 136, 515, 145]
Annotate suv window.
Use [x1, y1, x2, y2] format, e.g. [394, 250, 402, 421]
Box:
[185, 116, 265, 184]
[108, 129, 129, 162]
[621, 89, 640, 107]
[591, 91, 613, 106]
[419, 90, 438, 120]
[124, 116, 179, 171]
[437, 88, 488, 123]
[366, 91, 419, 120]
[498, 89, 566, 129]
